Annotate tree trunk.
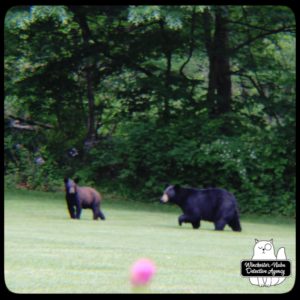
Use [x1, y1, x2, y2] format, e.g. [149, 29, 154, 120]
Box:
[214, 7, 232, 114]
[85, 66, 96, 141]
[69, 7, 97, 142]
[203, 9, 217, 115]
[163, 50, 172, 121]
[204, 7, 232, 117]
[159, 21, 172, 122]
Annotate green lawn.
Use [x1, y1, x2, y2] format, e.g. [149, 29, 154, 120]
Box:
[4, 189, 296, 294]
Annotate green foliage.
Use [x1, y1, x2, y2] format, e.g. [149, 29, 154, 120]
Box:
[4, 5, 295, 217]
[81, 114, 295, 217]
[128, 6, 183, 30]
[4, 142, 62, 192]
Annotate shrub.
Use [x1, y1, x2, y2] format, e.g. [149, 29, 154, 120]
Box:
[4, 144, 62, 192]
[85, 116, 295, 216]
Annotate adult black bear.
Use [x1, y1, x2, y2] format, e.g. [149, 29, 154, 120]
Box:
[64, 177, 105, 221]
[160, 184, 241, 231]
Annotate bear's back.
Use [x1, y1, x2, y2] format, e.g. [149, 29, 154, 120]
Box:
[182, 187, 237, 220]
[78, 186, 102, 203]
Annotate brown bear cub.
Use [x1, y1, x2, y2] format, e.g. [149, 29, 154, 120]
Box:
[64, 177, 105, 221]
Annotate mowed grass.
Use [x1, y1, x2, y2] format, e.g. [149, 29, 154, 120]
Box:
[5, 189, 295, 294]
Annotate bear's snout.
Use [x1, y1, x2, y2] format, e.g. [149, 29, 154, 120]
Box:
[160, 193, 169, 203]
[69, 187, 76, 194]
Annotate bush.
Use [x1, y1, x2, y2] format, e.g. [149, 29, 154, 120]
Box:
[4, 145, 62, 192]
[5, 113, 295, 217]
[85, 115, 295, 216]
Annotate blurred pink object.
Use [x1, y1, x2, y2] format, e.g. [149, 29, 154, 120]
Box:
[130, 258, 156, 286]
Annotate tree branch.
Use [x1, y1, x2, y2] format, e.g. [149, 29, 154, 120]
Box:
[6, 115, 54, 130]
[231, 71, 283, 126]
[203, 7, 213, 54]
[228, 20, 287, 33]
[231, 26, 295, 54]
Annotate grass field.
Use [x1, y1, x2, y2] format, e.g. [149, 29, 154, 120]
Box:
[4, 189, 296, 294]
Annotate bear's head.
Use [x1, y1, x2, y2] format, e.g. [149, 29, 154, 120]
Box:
[64, 177, 80, 195]
[160, 184, 180, 204]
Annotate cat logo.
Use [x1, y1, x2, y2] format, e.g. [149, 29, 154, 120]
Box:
[241, 239, 291, 287]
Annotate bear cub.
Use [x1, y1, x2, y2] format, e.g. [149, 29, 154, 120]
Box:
[64, 177, 105, 221]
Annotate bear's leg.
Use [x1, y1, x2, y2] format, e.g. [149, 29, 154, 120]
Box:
[178, 214, 190, 226]
[179, 215, 200, 229]
[67, 203, 76, 219]
[66, 195, 76, 219]
[75, 199, 82, 219]
[93, 210, 99, 220]
[98, 209, 105, 220]
[191, 220, 200, 229]
[214, 219, 226, 231]
[92, 203, 105, 220]
[75, 207, 82, 219]
[92, 203, 100, 220]
[69, 205, 76, 219]
[228, 214, 242, 232]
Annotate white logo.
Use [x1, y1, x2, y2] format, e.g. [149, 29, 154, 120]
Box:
[241, 239, 290, 287]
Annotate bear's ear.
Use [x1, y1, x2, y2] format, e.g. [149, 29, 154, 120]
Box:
[64, 177, 68, 183]
[174, 184, 180, 191]
[74, 176, 80, 184]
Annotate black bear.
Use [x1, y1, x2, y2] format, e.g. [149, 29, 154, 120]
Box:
[160, 184, 241, 231]
[64, 177, 105, 221]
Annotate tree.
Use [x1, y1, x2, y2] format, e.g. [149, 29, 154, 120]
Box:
[68, 6, 98, 144]
[4, 5, 295, 215]
[203, 6, 232, 116]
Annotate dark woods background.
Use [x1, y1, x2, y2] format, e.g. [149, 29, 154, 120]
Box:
[4, 6, 295, 216]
